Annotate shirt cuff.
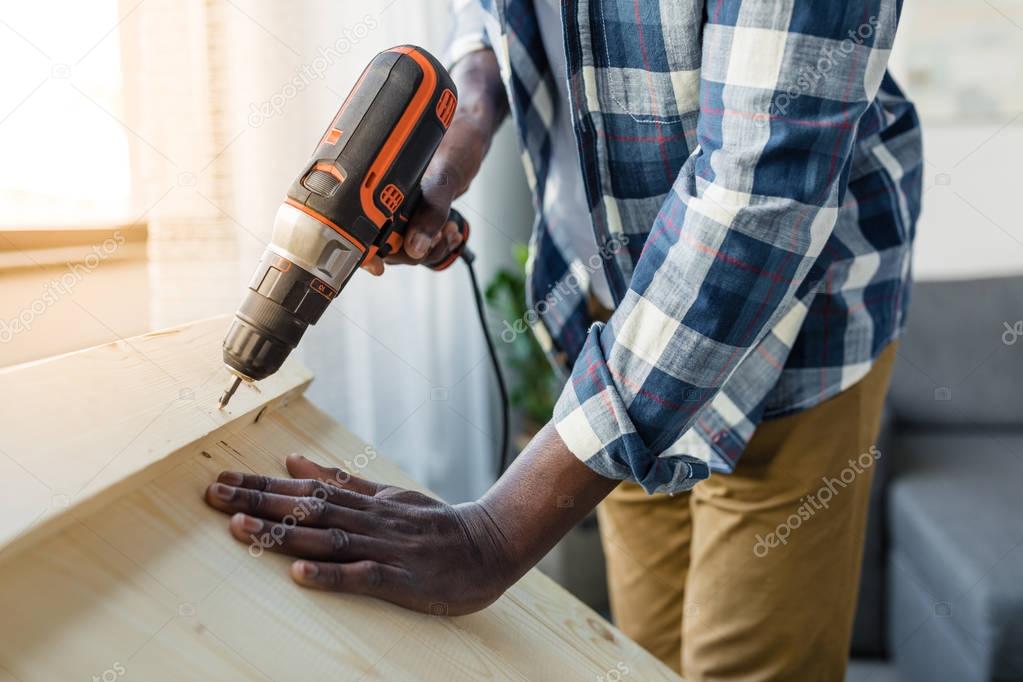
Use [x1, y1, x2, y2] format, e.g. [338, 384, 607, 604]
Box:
[443, 36, 492, 71]
[553, 322, 711, 494]
[442, 0, 493, 70]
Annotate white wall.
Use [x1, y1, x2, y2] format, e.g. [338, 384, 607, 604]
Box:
[910, 121, 1023, 281]
[889, 1, 1023, 280]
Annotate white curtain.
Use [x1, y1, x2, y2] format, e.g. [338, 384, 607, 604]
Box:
[122, 0, 532, 501]
[119, 0, 240, 327]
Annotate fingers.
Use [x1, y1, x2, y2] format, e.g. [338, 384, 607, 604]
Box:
[422, 220, 463, 267]
[228, 513, 391, 562]
[361, 217, 461, 273]
[214, 469, 376, 505]
[291, 559, 409, 602]
[439, 219, 464, 254]
[406, 226, 445, 261]
[403, 172, 454, 260]
[384, 219, 462, 266]
[205, 483, 374, 532]
[362, 254, 385, 276]
[284, 453, 383, 497]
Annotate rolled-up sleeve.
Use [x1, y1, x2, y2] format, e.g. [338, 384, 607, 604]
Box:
[444, 0, 492, 68]
[553, 0, 902, 492]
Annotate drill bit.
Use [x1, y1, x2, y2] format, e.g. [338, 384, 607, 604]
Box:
[218, 376, 242, 409]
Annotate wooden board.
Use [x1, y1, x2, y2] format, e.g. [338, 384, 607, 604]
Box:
[0, 316, 679, 682]
[0, 317, 312, 563]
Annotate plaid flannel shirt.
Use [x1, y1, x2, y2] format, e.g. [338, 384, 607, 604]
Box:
[448, 0, 922, 493]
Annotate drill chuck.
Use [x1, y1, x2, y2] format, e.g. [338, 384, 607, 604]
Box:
[223, 238, 340, 382]
[221, 303, 302, 383]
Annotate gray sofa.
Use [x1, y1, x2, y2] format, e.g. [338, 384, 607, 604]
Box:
[851, 275, 1023, 681]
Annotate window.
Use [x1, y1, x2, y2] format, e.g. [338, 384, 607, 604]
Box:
[0, 1, 132, 228]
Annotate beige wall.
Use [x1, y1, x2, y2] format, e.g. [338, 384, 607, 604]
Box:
[0, 227, 150, 368]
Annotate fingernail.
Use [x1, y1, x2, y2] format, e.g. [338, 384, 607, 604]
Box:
[219, 471, 243, 486]
[235, 513, 262, 533]
[362, 258, 383, 276]
[410, 232, 431, 257]
[212, 483, 236, 501]
[298, 561, 319, 578]
[446, 229, 461, 249]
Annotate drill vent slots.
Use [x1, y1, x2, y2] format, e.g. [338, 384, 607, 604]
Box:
[379, 184, 404, 214]
[436, 89, 456, 128]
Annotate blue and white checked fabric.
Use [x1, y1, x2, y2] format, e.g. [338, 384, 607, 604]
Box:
[448, 0, 922, 493]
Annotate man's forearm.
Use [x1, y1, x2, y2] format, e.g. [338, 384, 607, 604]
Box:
[438, 48, 508, 197]
[471, 422, 620, 583]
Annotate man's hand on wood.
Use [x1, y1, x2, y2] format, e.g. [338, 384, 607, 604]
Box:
[205, 425, 618, 616]
[204, 453, 516, 615]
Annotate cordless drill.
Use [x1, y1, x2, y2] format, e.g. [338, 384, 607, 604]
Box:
[217, 45, 472, 408]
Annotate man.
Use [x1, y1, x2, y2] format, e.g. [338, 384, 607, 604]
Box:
[205, 0, 922, 678]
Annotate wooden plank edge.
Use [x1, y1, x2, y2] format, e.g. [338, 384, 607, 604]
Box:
[0, 378, 311, 567]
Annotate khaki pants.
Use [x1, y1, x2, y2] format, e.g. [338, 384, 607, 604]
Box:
[598, 343, 897, 681]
